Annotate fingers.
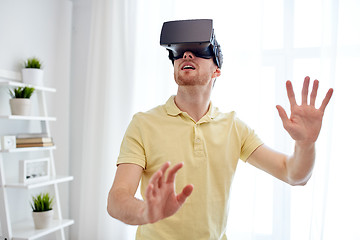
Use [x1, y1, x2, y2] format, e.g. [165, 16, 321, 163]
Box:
[287, 77, 332, 112]
[310, 80, 319, 106]
[176, 184, 194, 205]
[157, 162, 170, 188]
[305, 77, 333, 112]
[147, 171, 162, 198]
[319, 88, 334, 112]
[286, 80, 297, 107]
[148, 162, 170, 194]
[147, 162, 184, 197]
[276, 105, 289, 127]
[159, 162, 171, 173]
[301, 76, 310, 105]
[145, 183, 155, 200]
[166, 162, 184, 183]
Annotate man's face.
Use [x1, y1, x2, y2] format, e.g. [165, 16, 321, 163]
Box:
[173, 51, 221, 86]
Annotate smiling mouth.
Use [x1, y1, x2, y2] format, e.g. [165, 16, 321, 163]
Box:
[181, 65, 196, 70]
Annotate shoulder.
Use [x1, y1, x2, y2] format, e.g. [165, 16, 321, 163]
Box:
[128, 102, 169, 132]
[212, 107, 255, 134]
[212, 106, 242, 124]
[132, 103, 167, 121]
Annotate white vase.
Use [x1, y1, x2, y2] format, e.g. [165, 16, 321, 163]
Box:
[32, 210, 54, 229]
[22, 68, 44, 86]
[9, 98, 31, 115]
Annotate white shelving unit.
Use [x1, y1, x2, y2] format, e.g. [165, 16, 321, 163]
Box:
[0, 78, 73, 240]
[11, 219, 73, 240]
[0, 116, 56, 121]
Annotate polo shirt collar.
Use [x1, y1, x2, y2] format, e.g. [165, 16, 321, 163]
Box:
[165, 96, 182, 116]
[165, 96, 219, 120]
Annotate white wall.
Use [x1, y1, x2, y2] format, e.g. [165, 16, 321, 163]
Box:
[0, 0, 72, 239]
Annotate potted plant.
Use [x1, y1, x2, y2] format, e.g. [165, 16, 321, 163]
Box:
[9, 86, 35, 115]
[30, 193, 54, 229]
[22, 57, 44, 86]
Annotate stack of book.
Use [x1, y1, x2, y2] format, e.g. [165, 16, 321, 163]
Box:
[16, 134, 54, 148]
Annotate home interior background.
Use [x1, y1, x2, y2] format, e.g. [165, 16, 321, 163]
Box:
[0, 0, 359, 240]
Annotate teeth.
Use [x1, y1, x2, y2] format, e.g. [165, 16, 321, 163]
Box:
[183, 65, 195, 69]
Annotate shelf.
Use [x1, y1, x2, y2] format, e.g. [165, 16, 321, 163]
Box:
[5, 175, 74, 189]
[0, 70, 70, 240]
[12, 219, 74, 240]
[0, 80, 56, 92]
[0, 146, 56, 153]
[0, 115, 56, 121]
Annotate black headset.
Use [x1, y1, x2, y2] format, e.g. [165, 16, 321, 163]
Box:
[160, 19, 223, 68]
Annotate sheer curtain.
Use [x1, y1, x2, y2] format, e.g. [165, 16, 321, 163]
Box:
[70, 0, 360, 239]
[70, 0, 139, 239]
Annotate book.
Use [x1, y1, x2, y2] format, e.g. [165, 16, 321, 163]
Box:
[16, 133, 49, 138]
[16, 137, 53, 144]
[16, 142, 54, 148]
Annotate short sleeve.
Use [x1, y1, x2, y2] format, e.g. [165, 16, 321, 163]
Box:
[236, 118, 263, 161]
[117, 114, 146, 169]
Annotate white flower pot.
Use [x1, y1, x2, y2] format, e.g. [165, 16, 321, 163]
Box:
[22, 68, 44, 86]
[32, 210, 54, 229]
[9, 98, 31, 115]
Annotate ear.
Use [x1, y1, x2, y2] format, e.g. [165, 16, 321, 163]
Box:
[212, 67, 221, 79]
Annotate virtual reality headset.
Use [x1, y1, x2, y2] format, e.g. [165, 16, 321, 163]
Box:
[160, 19, 223, 68]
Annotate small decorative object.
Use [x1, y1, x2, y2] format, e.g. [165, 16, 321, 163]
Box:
[22, 57, 44, 86]
[30, 193, 54, 229]
[9, 86, 35, 115]
[1, 136, 16, 150]
[19, 158, 50, 184]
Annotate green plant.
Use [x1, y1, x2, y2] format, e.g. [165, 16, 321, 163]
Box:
[24, 57, 42, 69]
[30, 193, 54, 212]
[9, 86, 35, 98]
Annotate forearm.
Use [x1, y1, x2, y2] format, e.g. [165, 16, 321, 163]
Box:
[286, 141, 315, 185]
[107, 188, 148, 225]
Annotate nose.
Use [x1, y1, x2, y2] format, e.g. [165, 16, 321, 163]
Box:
[182, 51, 195, 59]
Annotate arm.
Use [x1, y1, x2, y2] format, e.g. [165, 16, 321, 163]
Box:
[247, 143, 315, 186]
[107, 162, 193, 225]
[107, 163, 146, 225]
[248, 77, 333, 186]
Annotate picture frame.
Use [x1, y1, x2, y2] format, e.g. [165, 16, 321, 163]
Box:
[1, 135, 16, 150]
[19, 158, 50, 184]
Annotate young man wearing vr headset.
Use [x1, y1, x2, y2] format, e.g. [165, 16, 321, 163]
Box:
[108, 19, 333, 239]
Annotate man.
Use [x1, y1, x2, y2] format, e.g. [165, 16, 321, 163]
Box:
[107, 19, 333, 239]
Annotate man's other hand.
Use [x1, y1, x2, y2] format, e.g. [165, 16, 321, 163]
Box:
[142, 162, 194, 224]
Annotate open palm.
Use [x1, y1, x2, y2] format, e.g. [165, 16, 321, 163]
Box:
[276, 76, 333, 144]
[143, 162, 193, 224]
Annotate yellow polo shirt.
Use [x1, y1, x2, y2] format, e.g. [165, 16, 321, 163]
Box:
[117, 96, 263, 240]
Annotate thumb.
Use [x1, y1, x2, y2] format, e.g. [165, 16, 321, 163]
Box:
[176, 184, 194, 205]
[276, 105, 289, 126]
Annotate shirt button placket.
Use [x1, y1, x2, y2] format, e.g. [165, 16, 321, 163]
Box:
[194, 124, 204, 157]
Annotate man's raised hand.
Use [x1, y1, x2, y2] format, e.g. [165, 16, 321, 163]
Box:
[276, 76, 333, 145]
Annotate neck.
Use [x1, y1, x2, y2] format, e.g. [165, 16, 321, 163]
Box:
[174, 83, 213, 122]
